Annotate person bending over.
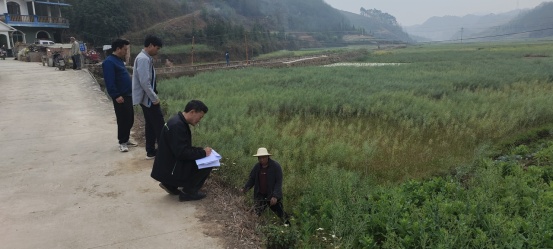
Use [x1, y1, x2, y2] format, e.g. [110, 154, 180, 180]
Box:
[151, 100, 213, 201]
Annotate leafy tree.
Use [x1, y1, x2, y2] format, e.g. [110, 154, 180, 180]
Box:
[200, 7, 209, 21]
[69, 0, 129, 44]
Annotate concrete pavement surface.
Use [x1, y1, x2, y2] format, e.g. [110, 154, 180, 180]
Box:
[0, 60, 223, 248]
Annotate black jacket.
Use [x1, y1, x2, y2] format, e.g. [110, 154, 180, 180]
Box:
[151, 112, 206, 186]
[242, 159, 283, 200]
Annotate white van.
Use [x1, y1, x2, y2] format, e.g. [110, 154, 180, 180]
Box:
[36, 40, 55, 45]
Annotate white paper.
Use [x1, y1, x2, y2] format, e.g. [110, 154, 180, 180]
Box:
[196, 150, 222, 169]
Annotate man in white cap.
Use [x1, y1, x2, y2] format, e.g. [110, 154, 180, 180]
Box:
[70, 37, 81, 70]
[240, 148, 288, 223]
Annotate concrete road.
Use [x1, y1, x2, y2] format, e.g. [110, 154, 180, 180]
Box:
[0, 60, 222, 248]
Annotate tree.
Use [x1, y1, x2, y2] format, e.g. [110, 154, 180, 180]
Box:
[70, 0, 129, 44]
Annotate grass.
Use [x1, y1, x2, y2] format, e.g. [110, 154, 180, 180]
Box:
[155, 39, 553, 247]
[130, 44, 216, 56]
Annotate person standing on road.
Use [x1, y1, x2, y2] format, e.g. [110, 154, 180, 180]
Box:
[240, 148, 289, 223]
[70, 37, 81, 70]
[132, 35, 164, 159]
[102, 39, 137, 152]
[225, 52, 230, 67]
[151, 100, 213, 202]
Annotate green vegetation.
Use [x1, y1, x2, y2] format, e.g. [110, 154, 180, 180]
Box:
[64, 0, 187, 44]
[130, 44, 215, 57]
[157, 40, 553, 247]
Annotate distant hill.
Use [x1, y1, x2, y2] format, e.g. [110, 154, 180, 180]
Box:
[122, 1, 415, 51]
[341, 10, 414, 42]
[66, 0, 415, 60]
[468, 2, 553, 41]
[404, 9, 523, 41]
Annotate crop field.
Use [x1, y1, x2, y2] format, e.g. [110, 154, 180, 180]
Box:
[156, 40, 553, 247]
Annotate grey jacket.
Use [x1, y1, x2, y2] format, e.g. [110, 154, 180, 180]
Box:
[132, 50, 159, 107]
[70, 41, 80, 56]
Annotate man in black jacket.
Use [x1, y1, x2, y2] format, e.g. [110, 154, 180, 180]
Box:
[240, 148, 288, 223]
[151, 100, 213, 201]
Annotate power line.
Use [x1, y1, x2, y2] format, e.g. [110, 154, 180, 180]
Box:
[421, 27, 553, 43]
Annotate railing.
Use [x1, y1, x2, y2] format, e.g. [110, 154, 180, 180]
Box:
[2, 14, 69, 27]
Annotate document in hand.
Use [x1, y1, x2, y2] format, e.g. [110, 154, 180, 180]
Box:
[195, 150, 222, 169]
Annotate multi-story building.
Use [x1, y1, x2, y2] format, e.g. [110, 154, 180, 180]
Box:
[0, 0, 70, 52]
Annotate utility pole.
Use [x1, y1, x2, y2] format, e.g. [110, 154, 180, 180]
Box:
[460, 27, 464, 43]
[244, 31, 249, 67]
[191, 36, 194, 66]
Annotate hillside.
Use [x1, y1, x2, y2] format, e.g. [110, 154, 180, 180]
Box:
[404, 9, 523, 41]
[468, 2, 553, 41]
[341, 10, 413, 42]
[63, 0, 187, 44]
[64, 0, 415, 52]
[118, 0, 414, 60]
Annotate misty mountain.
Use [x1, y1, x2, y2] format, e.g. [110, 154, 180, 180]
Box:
[404, 9, 524, 41]
[341, 10, 413, 42]
[468, 2, 553, 41]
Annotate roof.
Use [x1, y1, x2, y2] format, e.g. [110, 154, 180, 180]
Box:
[35, 1, 71, 6]
[0, 21, 17, 32]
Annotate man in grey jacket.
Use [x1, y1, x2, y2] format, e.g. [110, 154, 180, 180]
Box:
[132, 35, 164, 159]
[70, 37, 81, 70]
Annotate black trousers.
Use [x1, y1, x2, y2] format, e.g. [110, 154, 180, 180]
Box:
[255, 194, 288, 222]
[72, 55, 81, 69]
[163, 167, 212, 194]
[140, 104, 164, 154]
[112, 96, 134, 144]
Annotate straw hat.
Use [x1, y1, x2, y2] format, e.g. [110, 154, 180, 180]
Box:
[252, 147, 273, 157]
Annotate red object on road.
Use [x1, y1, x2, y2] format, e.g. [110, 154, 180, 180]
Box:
[85, 50, 99, 63]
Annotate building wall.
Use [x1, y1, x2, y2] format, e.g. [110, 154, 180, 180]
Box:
[17, 27, 54, 43]
[4, 0, 30, 15]
[0, 0, 7, 14]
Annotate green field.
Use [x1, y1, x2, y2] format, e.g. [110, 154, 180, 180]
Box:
[157, 40, 553, 247]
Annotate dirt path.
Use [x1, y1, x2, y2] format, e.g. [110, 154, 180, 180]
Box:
[0, 60, 223, 248]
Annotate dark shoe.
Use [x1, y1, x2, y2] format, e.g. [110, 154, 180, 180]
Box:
[179, 192, 207, 202]
[146, 150, 156, 160]
[159, 183, 180, 195]
[125, 140, 138, 147]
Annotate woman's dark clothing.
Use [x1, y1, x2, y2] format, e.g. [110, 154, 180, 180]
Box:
[151, 112, 209, 192]
[242, 159, 288, 222]
[255, 194, 286, 219]
[242, 159, 283, 200]
[259, 167, 268, 194]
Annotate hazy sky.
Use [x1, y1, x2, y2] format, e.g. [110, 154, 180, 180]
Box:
[324, 0, 547, 26]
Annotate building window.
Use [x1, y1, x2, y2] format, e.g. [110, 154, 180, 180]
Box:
[13, 31, 25, 44]
[37, 31, 50, 40]
[7, 2, 21, 15]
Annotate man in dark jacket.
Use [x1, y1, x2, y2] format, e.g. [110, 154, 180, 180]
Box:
[240, 148, 288, 223]
[151, 100, 213, 201]
[102, 39, 136, 152]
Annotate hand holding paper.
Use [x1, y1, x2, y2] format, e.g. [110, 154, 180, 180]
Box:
[196, 149, 221, 169]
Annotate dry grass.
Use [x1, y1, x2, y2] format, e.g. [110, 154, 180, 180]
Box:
[198, 176, 265, 249]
